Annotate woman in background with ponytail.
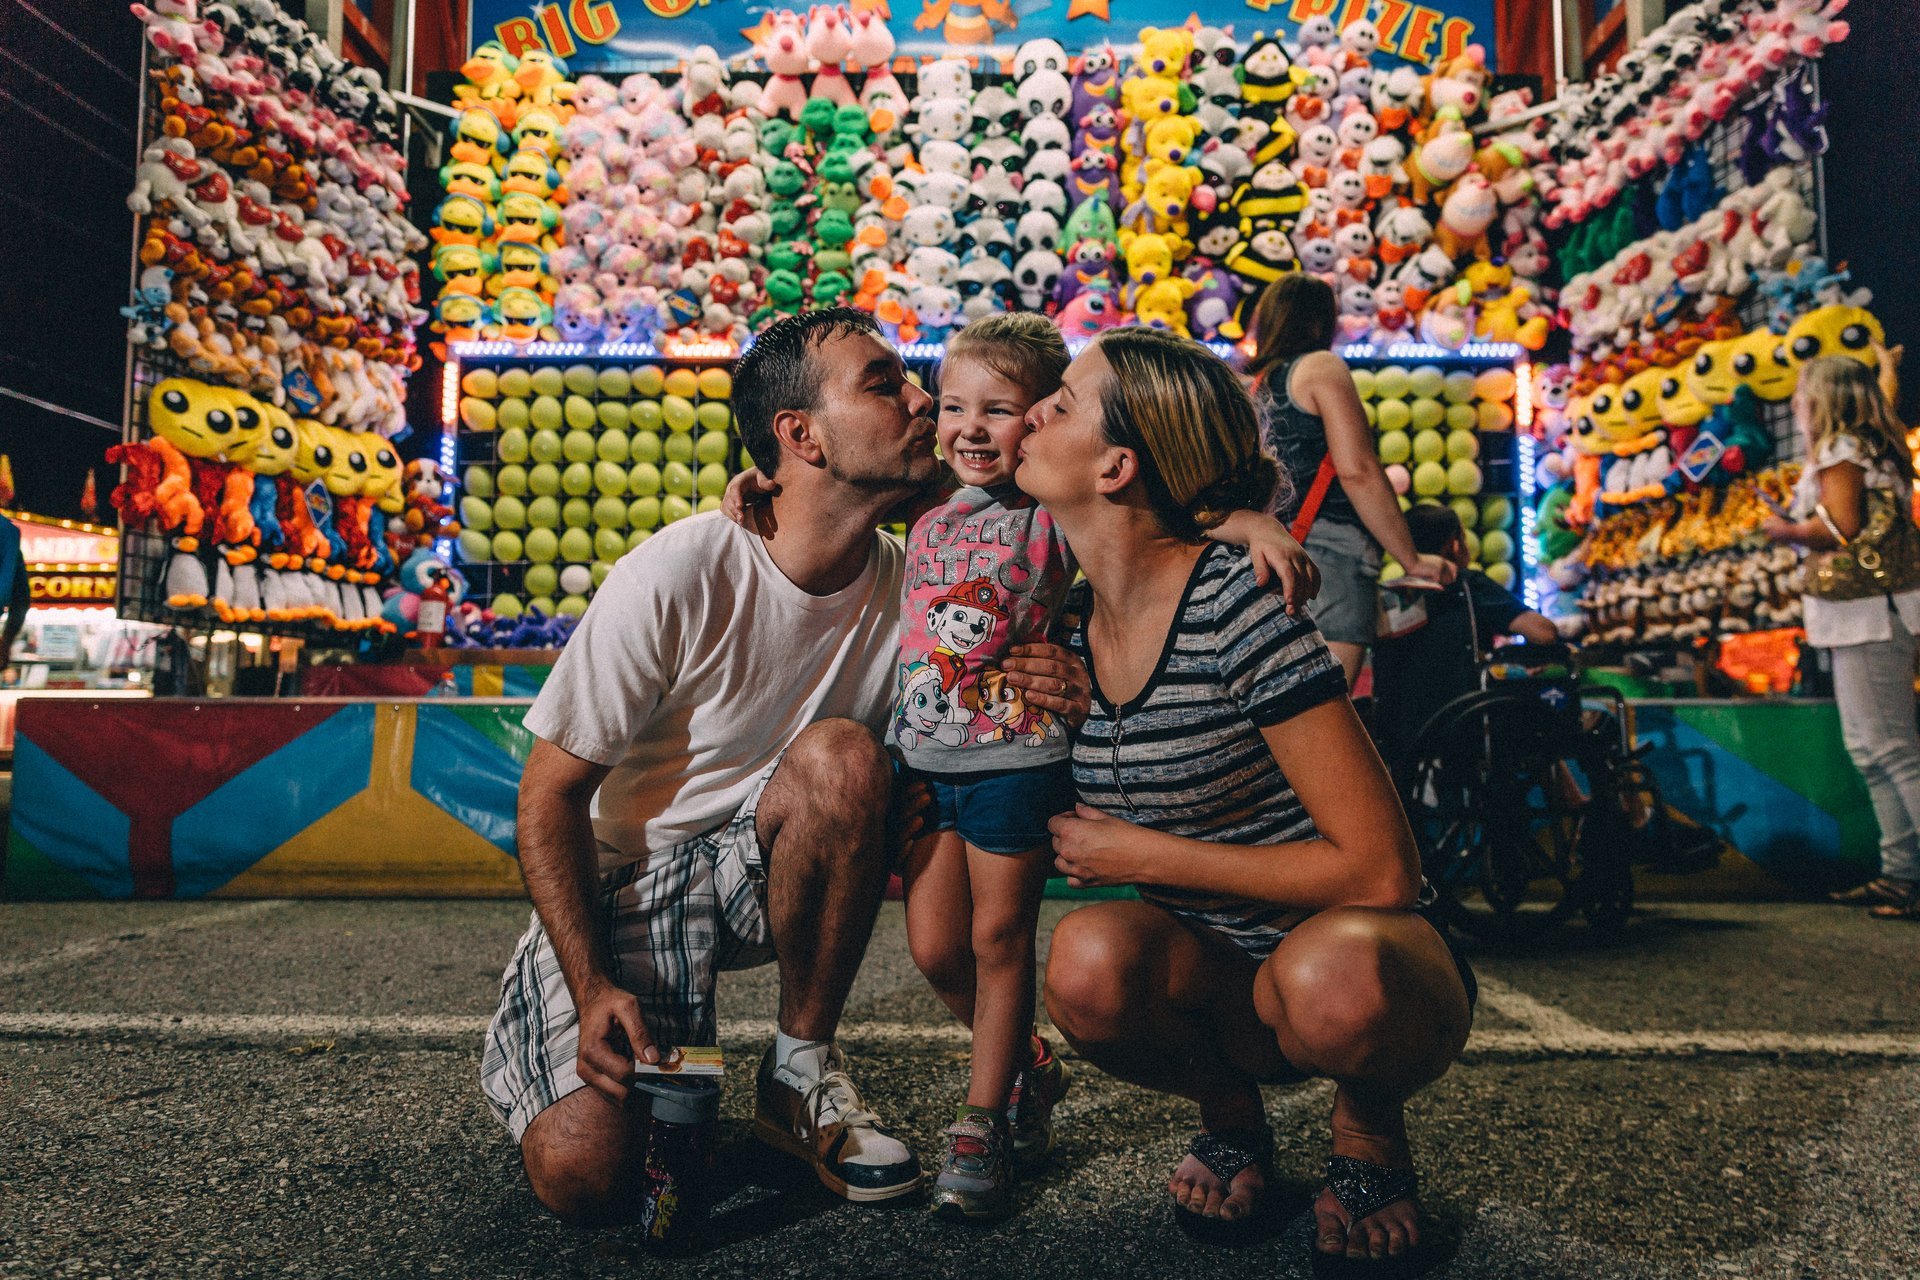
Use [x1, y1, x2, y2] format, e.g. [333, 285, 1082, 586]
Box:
[1017, 328, 1475, 1262]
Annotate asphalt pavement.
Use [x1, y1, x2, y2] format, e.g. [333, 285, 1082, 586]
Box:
[2, 897, 1917, 1279]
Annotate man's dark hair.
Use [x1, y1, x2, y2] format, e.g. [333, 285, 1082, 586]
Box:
[1406, 502, 1465, 555]
[731, 308, 881, 477]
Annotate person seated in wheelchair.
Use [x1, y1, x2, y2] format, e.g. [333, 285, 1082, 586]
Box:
[1372, 505, 1559, 774]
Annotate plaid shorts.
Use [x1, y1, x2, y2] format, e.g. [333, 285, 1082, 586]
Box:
[480, 760, 779, 1142]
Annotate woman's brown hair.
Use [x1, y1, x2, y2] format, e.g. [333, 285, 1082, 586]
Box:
[1798, 355, 1913, 482]
[1091, 327, 1285, 538]
[1242, 274, 1338, 386]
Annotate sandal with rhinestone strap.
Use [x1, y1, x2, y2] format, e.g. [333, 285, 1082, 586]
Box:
[1830, 877, 1918, 908]
[1172, 1123, 1273, 1241]
[1317, 1154, 1421, 1259]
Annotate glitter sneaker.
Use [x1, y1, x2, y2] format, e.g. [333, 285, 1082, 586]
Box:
[930, 1106, 1013, 1221]
[1006, 1033, 1070, 1172]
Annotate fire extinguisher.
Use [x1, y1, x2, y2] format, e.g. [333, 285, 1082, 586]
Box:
[416, 570, 450, 649]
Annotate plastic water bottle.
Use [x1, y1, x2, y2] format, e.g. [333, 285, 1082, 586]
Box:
[635, 1076, 720, 1251]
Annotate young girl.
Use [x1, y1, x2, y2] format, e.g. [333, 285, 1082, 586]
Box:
[1764, 352, 1920, 921]
[727, 315, 1316, 1218]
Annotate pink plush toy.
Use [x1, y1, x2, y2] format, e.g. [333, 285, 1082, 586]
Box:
[756, 11, 811, 120]
[1434, 172, 1497, 261]
[806, 5, 856, 106]
[848, 10, 903, 116]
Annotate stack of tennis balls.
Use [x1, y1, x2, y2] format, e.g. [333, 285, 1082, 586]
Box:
[1358, 363, 1519, 590]
[454, 361, 737, 620]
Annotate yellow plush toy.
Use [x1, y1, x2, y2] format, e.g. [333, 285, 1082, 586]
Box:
[1119, 230, 1177, 297]
[1132, 276, 1199, 336]
[1136, 26, 1195, 78]
[1784, 304, 1884, 370]
[1728, 328, 1797, 401]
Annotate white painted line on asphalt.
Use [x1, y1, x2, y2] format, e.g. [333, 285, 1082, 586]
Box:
[1471, 975, 1602, 1039]
[0, 900, 291, 980]
[1, 1012, 1918, 1060]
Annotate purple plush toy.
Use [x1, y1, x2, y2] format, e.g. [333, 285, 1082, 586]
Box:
[1765, 69, 1830, 165]
[1181, 260, 1245, 342]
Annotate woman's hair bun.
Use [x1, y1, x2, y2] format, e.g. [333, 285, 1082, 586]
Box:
[1188, 453, 1281, 532]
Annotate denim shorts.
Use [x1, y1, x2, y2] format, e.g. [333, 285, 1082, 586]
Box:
[923, 760, 1077, 855]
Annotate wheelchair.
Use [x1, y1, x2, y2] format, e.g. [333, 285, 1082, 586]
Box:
[1392, 644, 1716, 944]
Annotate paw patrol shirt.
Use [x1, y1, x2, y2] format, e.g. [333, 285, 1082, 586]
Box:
[893, 484, 1076, 773]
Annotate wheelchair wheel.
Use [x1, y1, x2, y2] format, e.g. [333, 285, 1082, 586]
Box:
[1401, 689, 1609, 944]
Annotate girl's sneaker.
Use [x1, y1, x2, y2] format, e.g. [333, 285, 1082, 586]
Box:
[1007, 1034, 1070, 1172]
[930, 1106, 1012, 1221]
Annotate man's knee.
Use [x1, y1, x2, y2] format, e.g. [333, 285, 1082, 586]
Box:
[776, 719, 892, 818]
[520, 1091, 644, 1227]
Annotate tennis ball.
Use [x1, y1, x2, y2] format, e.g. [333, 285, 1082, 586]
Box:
[526, 495, 561, 529]
[557, 594, 589, 618]
[1446, 458, 1483, 495]
[592, 560, 615, 587]
[1377, 430, 1411, 465]
[1379, 559, 1405, 584]
[1408, 364, 1445, 399]
[662, 395, 697, 433]
[597, 401, 631, 432]
[558, 527, 593, 562]
[592, 495, 628, 529]
[1445, 430, 1480, 462]
[597, 429, 630, 464]
[1351, 368, 1377, 400]
[488, 464, 523, 498]
[629, 430, 663, 464]
[1411, 429, 1445, 464]
[597, 367, 632, 398]
[491, 592, 524, 619]
[564, 395, 598, 431]
[1397, 494, 1412, 512]
[594, 528, 627, 561]
[563, 364, 598, 396]
[696, 401, 732, 432]
[1445, 403, 1478, 432]
[561, 429, 597, 464]
[626, 529, 651, 552]
[1442, 370, 1477, 404]
[495, 398, 529, 432]
[1385, 463, 1411, 495]
[530, 366, 565, 398]
[1376, 399, 1411, 433]
[629, 400, 664, 433]
[529, 395, 564, 432]
[561, 497, 593, 528]
[495, 367, 532, 398]
[662, 432, 695, 465]
[1485, 561, 1515, 588]
[492, 495, 527, 529]
[496, 426, 529, 463]
[627, 462, 662, 496]
[526, 595, 556, 617]
[697, 495, 721, 514]
[694, 431, 730, 466]
[1480, 496, 1512, 529]
[559, 564, 593, 595]
[696, 463, 729, 498]
[527, 462, 561, 497]
[1482, 530, 1514, 564]
[630, 365, 665, 398]
[463, 465, 495, 499]
[628, 496, 661, 529]
[529, 429, 563, 463]
[661, 494, 694, 524]
[1477, 401, 1515, 432]
[696, 368, 732, 400]
[1412, 460, 1448, 497]
[457, 529, 491, 562]
[1373, 366, 1410, 400]
[460, 368, 498, 399]
[490, 529, 524, 561]
[459, 495, 492, 531]
[561, 462, 593, 496]
[525, 527, 559, 563]
[663, 368, 699, 399]
[662, 461, 695, 496]
[1409, 397, 1445, 431]
[524, 564, 557, 596]
[591, 461, 625, 495]
[1363, 402, 1378, 429]
[1475, 368, 1517, 402]
[459, 397, 497, 432]
[1461, 528, 1481, 562]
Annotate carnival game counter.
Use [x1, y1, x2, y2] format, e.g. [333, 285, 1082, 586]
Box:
[3, 694, 1875, 900]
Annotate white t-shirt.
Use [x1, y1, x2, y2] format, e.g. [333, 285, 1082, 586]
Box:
[1791, 433, 1920, 649]
[523, 512, 904, 869]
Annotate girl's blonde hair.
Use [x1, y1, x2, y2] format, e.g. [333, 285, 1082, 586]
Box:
[943, 313, 1070, 405]
[1799, 355, 1912, 482]
[1090, 327, 1283, 538]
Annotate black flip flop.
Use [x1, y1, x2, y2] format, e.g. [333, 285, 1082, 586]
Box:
[1172, 1123, 1273, 1243]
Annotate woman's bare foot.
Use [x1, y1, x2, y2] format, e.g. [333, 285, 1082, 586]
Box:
[1313, 1088, 1422, 1259]
[1169, 1149, 1265, 1222]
